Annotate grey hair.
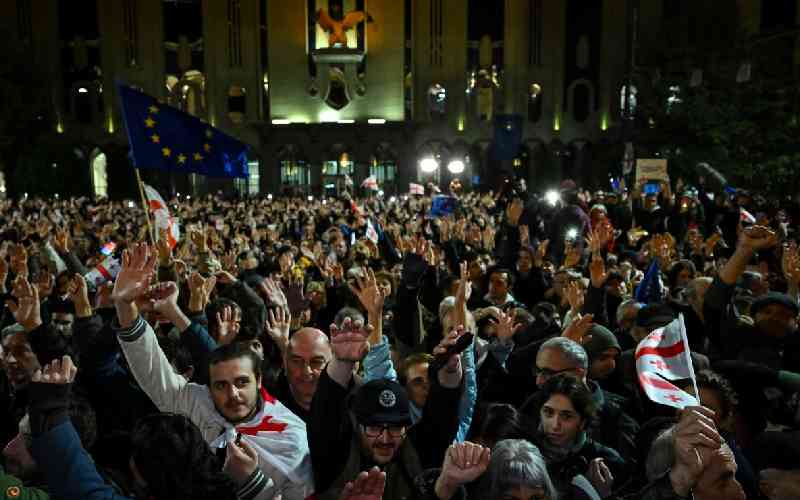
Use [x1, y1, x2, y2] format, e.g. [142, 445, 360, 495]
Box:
[539, 337, 588, 371]
[646, 427, 676, 482]
[615, 299, 643, 326]
[476, 439, 558, 500]
[334, 307, 365, 328]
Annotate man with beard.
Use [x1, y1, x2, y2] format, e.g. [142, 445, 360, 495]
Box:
[309, 317, 464, 499]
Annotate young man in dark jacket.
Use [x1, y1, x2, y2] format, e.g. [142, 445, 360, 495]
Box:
[309, 317, 464, 500]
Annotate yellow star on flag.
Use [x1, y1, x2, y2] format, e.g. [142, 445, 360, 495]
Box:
[144, 117, 156, 128]
[149, 105, 159, 114]
[203, 143, 211, 152]
[177, 153, 187, 164]
[162, 147, 171, 157]
[194, 152, 204, 161]
[151, 134, 160, 144]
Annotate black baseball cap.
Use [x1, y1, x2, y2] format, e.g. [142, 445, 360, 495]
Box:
[750, 292, 799, 317]
[352, 379, 412, 426]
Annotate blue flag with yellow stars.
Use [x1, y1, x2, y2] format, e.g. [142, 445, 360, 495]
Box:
[117, 82, 249, 178]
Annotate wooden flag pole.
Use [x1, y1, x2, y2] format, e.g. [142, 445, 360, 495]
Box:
[135, 169, 156, 244]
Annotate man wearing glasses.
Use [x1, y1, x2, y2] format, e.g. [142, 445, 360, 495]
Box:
[308, 317, 464, 500]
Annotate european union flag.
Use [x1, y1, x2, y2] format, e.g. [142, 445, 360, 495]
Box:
[635, 259, 664, 304]
[117, 82, 249, 178]
[428, 195, 459, 218]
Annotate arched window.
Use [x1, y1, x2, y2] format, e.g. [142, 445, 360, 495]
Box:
[278, 146, 310, 194]
[371, 143, 398, 194]
[235, 159, 260, 197]
[90, 148, 108, 199]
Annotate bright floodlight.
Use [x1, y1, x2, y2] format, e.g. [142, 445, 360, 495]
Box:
[419, 157, 439, 173]
[307, 195, 314, 201]
[545, 189, 560, 206]
[378, 190, 384, 197]
[566, 227, 578, 240]
[447, 159, 465, 174]
[389, 196, 397, 203]
[267, 193, 273, 200]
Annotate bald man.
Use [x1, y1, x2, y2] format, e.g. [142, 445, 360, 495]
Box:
[271, 328, 332, 422]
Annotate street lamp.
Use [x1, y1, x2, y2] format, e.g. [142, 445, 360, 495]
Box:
[419, 157, 439, 173]
[447, 159, 465, 174]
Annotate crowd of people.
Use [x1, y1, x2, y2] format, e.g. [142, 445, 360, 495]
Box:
[1, 174, 799, 500]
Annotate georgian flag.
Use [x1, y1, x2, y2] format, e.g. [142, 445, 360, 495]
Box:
[740, 207, 756, 225]
[143, 184, 180, 248]
[361, 175, 378, 190]
[409, 183, 424, 195]
[635, 315, 700, 409]
[366, 218, 379, 244]
[84, 255, 122, 287]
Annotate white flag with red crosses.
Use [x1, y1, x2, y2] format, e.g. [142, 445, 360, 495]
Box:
[143, 184, 180, 249]
[635, 314, 700, 409]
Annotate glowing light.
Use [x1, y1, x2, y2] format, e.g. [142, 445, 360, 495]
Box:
[56, 120, 64, 134]
[307, 195, 314, 201]
[272, 119, 291, 125]
[389, 196, 396, 203]
[545, 190, 560, 206]
[554, 114, 561, 132]
[368, 118, 386, 124]
[419, 157, 439, 173]
[77, 87, 88, 94]
[566, 227, 579, 240]
[108, 114, 115, 134]
[319, 110, 339, 123]
[337, 119, 355, 124]
[601, 113, 608, 131]
[447, 160, 465, 174]
[377, 190, 384, 197]
[267, 193, 273, 200]
[457, 117, 465, 132]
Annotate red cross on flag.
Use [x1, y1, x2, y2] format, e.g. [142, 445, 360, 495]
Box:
[635, 314, 700, 409]
[143, 184, 180, 249]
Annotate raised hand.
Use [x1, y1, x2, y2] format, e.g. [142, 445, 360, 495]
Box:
[562, 313, 594, 345]
[188, 272, 216, 312]
[221, 250, 239, 275]
[53, 229, 71, 254]
[6, 276, 42, 332]
[519, 224, 531, 247]
[506, 198, 524, 226]
[587, 458, 614, 498]
[433, 326, 466, 376]
[349, 268, 385, 317]
[437, 442, 491, 494]
[589, 253, 608, 289]
[216, 305, 240, 346]
[669, 406, 724, 497]
[190, 227, 208, 253]
[156, 228, 173, 266]
[329, 317, 371, 362]
[144, 281, 180, 314]
[266, 307, 291, 352]
[9, 244, 28, 278]
[565, 281, 585, 314]
[35, 272, 55, 299]
[112, 244, 158, 305]
[739, 225, 778, 252]
[339, 467, 386, 500]
[258, 277, 288, 311]
[67, 274, 92, 317]
[491, 311, 522, 344]
[534, 240, 549, 268]
[782, 242, 800, 288]
[31, 355, 77, 385]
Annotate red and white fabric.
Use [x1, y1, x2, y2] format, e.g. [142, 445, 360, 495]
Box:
[409, 183, 424, 195]
[143, 184, 180, 248]
[361, 175, 378, 190]
[635, 315, 699, 409]
[84, 255, 122, 287]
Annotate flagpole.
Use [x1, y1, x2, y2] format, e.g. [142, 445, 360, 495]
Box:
[678, 314, 701, 406]
[135, 169, 156, 244]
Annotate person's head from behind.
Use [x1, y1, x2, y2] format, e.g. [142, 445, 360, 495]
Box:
[130, 414, 236, 500]
[399, 353, 433, 409]
[534, 337, 587, 388]
[476, 439, 557, 500]
[3, 394, 97, 481]
[469, 403, 532, 449]
[646, 424, 744, 500]
[351, 379, 412, 465]
[632, 303, 675, 342]
[537, 374, 596, 448]
[208, 343, 262, 423]
[284, 327, 331, 411]
[681, 370, 739, 434]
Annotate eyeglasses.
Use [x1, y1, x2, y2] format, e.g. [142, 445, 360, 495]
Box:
[361, 424, 406, 439]
[287, 357, 327, 372]
[534, 366, 574, 379]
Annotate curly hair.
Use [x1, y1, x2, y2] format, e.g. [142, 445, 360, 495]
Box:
[694, 369, 739, 419]
[131, 414, 237, 500]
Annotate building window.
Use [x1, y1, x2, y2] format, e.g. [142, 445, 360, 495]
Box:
[227, 0, 243, 67]
[235, 160, 260, 197]
[281, 160, 310, 187]
[228, 85, 246, 124]
[90, 150, 108, 199]
[370, 160, 397, 191]
[528, 83, 543, 123]
[620, 84, 638, 118]
[123, 0, 139, 66]
[428, 83, 447, 119]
